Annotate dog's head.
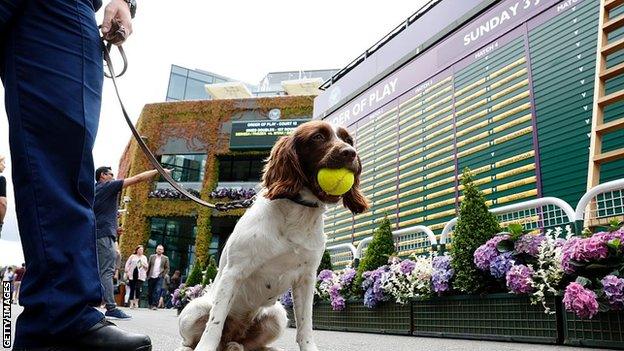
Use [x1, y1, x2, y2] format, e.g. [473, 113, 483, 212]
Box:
[262, 120, 369, 214]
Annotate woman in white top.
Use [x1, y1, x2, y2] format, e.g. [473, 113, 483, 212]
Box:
[125, 245, 148, 309]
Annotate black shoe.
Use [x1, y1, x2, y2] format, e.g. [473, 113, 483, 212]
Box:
[65, 318, 151, 351]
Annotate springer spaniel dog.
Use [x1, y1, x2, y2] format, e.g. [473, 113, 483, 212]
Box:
[176, 120, 369, 351]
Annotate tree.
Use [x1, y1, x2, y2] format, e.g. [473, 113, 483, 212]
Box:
[450, 168, 501, 293]
[185, 259, 203, 287]
[317, 250, 333, 275]
[202, 255, 218, 286]
[354, 217, 396, 291]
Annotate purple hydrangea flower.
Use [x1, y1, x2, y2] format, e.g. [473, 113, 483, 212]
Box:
[563, 282, 599, 319]
[572, 234, 609, 262]
[399, 259, 416, 275]
[362, 266, 389, 308]
[329, 284, 346, 311]
[506, 264, 534, 294]
[601, 275, 624, 310]
[515, 234, 546, 256]
[561, 237, 580, 274]
[317, 269, 334, 282]
[474, 235, 510, 271]
[279, 289, 293, 308]
[340, 268, 356, 286]
[431, 255, 454, 294]
[489, 252, 515, 279]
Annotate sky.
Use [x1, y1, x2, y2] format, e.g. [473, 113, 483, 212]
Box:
[0, 0, 428, 262]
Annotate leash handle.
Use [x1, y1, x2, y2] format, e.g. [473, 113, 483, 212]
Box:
[102, 43, 217, 209]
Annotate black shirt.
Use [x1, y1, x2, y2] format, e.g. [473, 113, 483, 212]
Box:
[0, 176, 6, 197]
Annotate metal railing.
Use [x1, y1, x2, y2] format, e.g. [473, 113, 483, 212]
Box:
[355, 226, 438, 263]
[440, 197, 577, 247]
[325, 243, 357, 270]
[575, 178, 624, 230]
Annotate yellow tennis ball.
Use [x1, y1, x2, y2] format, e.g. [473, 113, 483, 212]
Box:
[317, 168, 355, 196]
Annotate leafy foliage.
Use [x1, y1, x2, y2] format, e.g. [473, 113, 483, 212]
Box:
[202, 255, 218, 286]
[318, 250, 333, 275]
[450, 168, 501, 293]
[185, 259, 204, 287]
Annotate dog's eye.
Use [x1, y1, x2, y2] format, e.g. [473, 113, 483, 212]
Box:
[344, 137, 354, 145]
[312, 133, 325, 142]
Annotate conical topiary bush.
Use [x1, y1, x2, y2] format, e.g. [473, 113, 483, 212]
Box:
[450, 168, 501, 294]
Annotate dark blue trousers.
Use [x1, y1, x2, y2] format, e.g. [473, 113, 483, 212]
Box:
[0, 0, 104, 347]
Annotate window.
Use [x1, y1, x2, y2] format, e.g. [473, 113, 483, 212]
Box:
[148, 217, 197, 276]
[218, 156, 264, 182]
[167, 73, 187, 101]
[160, 154, 207, 182]
[185, 78, 210, 100]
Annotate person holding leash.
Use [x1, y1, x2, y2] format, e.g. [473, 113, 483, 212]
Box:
[95, 166, 170, 320]
[0, 0, 151, 350]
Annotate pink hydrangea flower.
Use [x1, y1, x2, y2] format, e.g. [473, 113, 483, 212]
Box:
[563, 282, 599, 319]
[506, 264, 534, 294]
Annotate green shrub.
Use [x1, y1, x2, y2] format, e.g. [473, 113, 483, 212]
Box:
[354, 217, 396, 291]
[185, 259, 204, 287]
[202, 255, 218, 286]
[317, 250, 333, 275]
[450, 168, 501, 294]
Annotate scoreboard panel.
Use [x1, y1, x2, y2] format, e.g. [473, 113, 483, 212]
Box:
[323, 0, 624, 256]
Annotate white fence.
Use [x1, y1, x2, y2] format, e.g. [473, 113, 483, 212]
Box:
[325, 243, 357, 269]
[355, 225, 438, 260]
[440, 197, 576, 245]
[575, 178, 624, 228]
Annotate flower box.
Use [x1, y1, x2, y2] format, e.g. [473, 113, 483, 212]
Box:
[411, 293, 558, 344]
[312, 300, 411, 335]
[563, 309, 624, 349]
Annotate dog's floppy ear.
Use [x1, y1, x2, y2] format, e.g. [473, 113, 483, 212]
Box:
[342, 155, 369, 214]
[262, 136, 305, 200]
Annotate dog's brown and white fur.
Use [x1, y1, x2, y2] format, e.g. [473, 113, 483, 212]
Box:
[176, 121, 369, 351]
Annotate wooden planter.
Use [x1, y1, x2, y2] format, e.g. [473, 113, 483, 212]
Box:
[411, 293, 559, 344]
[563, 309, 624, 349]
[312, 300, 412, 335]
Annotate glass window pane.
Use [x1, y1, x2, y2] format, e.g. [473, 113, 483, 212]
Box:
[171, 65, 188, 75]
[160, 154, 206, 182]
[232, 160, 251, 181]
[184, 78, 210, 100]
[167, 73, 186, 100]
[148, 217, 197, 277]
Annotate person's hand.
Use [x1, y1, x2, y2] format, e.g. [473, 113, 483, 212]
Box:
[101, 0, 133, 45]
[164, 169, 173, 177]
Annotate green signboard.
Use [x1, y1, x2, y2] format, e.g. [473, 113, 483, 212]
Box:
[229, 119, 310, 150]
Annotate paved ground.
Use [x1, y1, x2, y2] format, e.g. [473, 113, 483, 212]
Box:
[5, 305, 609, 350]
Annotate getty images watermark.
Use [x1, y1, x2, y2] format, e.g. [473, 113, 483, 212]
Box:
[2, 281, 10, 348]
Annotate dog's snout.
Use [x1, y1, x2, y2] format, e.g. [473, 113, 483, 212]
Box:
[340, 147, 356, 161]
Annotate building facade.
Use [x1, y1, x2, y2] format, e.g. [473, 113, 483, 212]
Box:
[314, 0, 624, 262]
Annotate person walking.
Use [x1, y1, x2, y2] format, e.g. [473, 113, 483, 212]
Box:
[0, 155, 6, 235]
[12, 263, 25, 304]
[94, 166, 169, 320]
[146, 244, 169, 310]
[0, 0, 150, 349]
[125, 245, 148, 309]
